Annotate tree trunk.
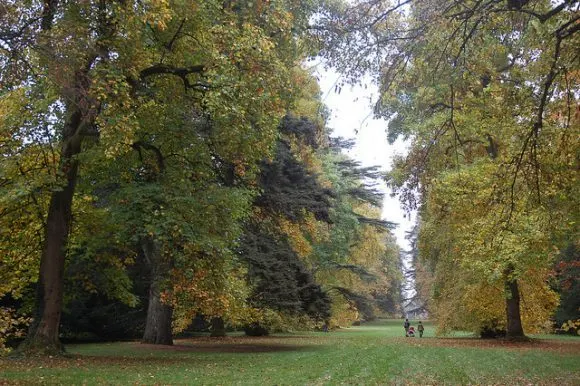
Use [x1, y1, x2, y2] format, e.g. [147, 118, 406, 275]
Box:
[19, 112, 84, 356]
[142, 238, 173, 345]
[142, 285, 174, 345]
[504, 266, 525, 340]
[210, 317, 226, 337]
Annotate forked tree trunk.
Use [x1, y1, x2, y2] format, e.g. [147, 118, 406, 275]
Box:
[19, 112, 84, 356]
[142, 238, 173, 345]
[504, 266, 525, 340]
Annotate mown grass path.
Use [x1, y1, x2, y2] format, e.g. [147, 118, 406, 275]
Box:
[1, 320, 578, 385]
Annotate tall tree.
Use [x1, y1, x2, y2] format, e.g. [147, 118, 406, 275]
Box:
[320, 0, 579, 338]
[1, 0, 130, 354]
[239, 117, 334, 331]
[313, 145, 400, 324]
[1, 0, 323, 353]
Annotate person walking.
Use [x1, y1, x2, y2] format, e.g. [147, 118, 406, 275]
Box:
[417, 321, 424, 338]
[404, 318, 410, 337]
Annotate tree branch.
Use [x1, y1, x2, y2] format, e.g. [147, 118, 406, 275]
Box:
[41, 0, 59, 31]
[509, 0, 579, 23]
[160, 18, 187, 63]
[131, 140, 165, 172]
[139, 64, 205, 91]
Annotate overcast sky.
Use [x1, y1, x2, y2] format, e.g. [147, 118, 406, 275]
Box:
[314, 67, 415, 251]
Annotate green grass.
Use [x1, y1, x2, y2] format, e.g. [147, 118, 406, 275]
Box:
[1, 319, 578, 385]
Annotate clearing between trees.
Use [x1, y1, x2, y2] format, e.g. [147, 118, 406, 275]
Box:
[1, 320, 578, 385]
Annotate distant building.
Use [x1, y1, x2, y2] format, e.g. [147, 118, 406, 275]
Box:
[403, 298, 428, 320]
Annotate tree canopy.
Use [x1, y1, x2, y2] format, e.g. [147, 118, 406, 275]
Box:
[318, 0, 578, 337]
[2, 0, 576, 356]
[0, 0, 404, 354]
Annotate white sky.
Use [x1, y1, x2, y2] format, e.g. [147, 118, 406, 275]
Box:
[314, 67, 415, 251]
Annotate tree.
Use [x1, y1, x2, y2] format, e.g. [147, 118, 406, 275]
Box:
[238, 117, 335, 332]
[1, 0, 324, 353]
[1, 0, 127, 354]
[309, 138, 401, 325]
[401, 223, 431, 318]
[553, 241, 580, 327]
[419, 162, 560, 336]
[319, 0, 579, 338]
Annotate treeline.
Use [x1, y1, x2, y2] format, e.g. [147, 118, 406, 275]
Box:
[0, 0, 402, 354]
[318, 0, 579, 338]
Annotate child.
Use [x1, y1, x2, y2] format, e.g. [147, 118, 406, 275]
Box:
[407, 326, 415, 337]
[417, 321, 424, 338]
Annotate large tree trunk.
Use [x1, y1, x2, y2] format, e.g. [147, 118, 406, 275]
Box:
[19, 112, 84, 355]
[504, 266, 525, 340]
[142, 238, 173, 345]
[16, 0, 92, 357]
[142, 286, 174, 345]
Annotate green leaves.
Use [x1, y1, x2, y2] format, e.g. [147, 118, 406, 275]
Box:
[1, 0, 331, 345]
[326, 0, 580, 335]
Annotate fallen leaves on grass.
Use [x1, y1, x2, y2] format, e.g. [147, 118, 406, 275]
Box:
[139, 335, 320, 353]
[396, 337, 580, 354]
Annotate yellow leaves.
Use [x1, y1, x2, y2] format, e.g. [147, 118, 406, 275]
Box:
[81, 195, 93, 203]
[561, 319, 580, 334]
[0, 203, 43, 299]
[290, 138, 322, 173]
[140, 0, 173, 30]
[328, 295, 359, 328]
[349, 225, 385, 267]
[278, 217, 313, 258]
[0, 88, 27, 133]
[97, 112, 137, 158]
[169, 260, 253, 333]
[0, 307, 31, 354]
[422, 157, 564, 334]
[462, 282, 505, 329]
[90, 71, 139, 158]
[519, 269, 560, 333]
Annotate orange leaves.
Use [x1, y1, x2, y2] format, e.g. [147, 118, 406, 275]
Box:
[169, 261, 253, 333]
[139, 0, 173, 30]
[277, 217, 313, 258]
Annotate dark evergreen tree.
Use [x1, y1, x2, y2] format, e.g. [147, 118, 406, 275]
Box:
[239, 116, 336, 333]
[255, 140, 333, 223]
[242, 223, 330, 321]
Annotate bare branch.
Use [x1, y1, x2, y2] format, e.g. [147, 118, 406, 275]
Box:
[508, 0, 579, 23]
[139, 64, 205, 91]
[131, 140, 165, 172]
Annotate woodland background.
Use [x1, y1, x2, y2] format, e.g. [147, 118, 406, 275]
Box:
[0, 0, 578, 356]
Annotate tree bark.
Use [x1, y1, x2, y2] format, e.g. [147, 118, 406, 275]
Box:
[142, 286, 174, 345]
[210, 317, 226, 337]
[19, 109, 84, 355]
[504, 266, 526, 340]
[142, 238, 174, 345]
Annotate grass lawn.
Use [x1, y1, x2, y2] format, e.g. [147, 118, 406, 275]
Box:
[1, 319, 578, 385]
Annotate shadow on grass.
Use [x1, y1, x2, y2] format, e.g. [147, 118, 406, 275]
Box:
[74, 335, 322, 357]
[1, 337, 319, 369]
[140, 341, 310, 353]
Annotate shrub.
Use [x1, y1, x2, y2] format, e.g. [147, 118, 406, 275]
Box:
[0, 307, 31, 354]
